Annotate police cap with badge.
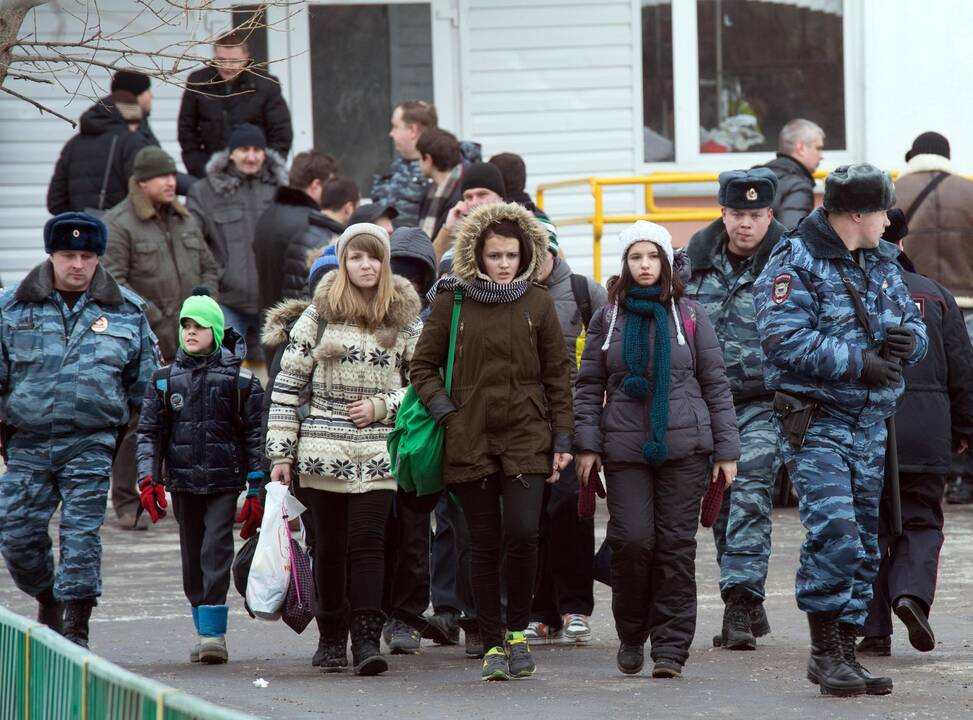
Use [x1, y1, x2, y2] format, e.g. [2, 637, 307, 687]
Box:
[718, 167, 779, 209]
[43, 211, 108, 256]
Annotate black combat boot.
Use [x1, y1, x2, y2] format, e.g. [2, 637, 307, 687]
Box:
[36, 586, 63, 634]
[719, 587, 756, 650]
[838, 623, 892, 695]
[350, 609, 388, 676]
[313, 612, 349, 673]
[805, 612, 866, 697]
[62, 599, 96, 649]
[751, 601, 771, 638]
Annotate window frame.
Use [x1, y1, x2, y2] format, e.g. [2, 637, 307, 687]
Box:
[637, 0, 863, 176]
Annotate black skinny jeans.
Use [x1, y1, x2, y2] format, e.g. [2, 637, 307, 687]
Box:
[299, 487, 393, 620]
[451, 472, 546, 651]
[606, 456, 709, 665]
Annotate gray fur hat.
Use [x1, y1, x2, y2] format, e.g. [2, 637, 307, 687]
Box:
[823, 163, 895, 214]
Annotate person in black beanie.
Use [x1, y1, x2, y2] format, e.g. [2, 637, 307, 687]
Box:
[431, 162, 506, 263]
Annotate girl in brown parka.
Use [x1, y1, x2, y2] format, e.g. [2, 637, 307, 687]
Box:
[410, 202, 573, 681]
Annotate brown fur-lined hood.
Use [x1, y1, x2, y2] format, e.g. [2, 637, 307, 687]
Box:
[310, 270, 422, 354]
[260, 297, 311, 347]
[451, 202, 550, 283]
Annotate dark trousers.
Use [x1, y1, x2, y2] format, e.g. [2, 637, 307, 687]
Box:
[605, 456, 709, 665]
[451, 473, 546, 650]
[383, 499, 431, 629]
[531, 461, 595, 626]
[109, 413, 140, 518]
[300, 488, 393, 618]
[863, 472, 946, 637]
[430, 493, 475, 616]
[171, 491, 238, 607]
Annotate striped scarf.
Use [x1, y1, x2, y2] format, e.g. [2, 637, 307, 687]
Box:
[428, 275, 530, 305]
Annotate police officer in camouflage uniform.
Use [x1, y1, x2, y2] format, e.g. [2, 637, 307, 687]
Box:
[685, 168, 787, 651]
[755, 164, 927, 697]
[0, 212, 158, 648]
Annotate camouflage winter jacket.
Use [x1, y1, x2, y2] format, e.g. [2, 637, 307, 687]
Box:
[685, 217, 787, 402]
[0, 262, 159, 436]
[754, 207, 928, 427]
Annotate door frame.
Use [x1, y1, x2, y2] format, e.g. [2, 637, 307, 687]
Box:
[264, 0, 462, 157]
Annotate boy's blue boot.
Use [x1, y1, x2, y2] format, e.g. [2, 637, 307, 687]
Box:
[197, 605, 229, 664]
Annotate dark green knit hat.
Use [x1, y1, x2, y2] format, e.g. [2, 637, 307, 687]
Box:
[133, 146, 177, 182]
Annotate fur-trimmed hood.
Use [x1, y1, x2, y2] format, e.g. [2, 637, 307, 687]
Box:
[127, 176, 190, 220]
[310, 270, 422, 352]
[451, 202, 550, 283]
[203, 147, 288, 196]
[260, 297, 310, 347]
[900, 153, 955, 178]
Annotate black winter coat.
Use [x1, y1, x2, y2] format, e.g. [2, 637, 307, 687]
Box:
[47, 97, 153, 215]
[761, 154, 815, 231]
[178, 66, 293, 178]
[253, 186, 333, 310]
[896, 258, 973, 474]
[279, 213, 343, 301]
[135, 328, 265, 493]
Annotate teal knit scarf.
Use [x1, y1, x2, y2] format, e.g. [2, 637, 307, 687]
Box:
[622, 286, 671, 465]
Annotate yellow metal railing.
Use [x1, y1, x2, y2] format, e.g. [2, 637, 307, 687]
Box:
[536, 170, 829, 281]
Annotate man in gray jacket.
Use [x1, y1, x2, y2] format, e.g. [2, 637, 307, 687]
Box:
[761, 119, 825, 230]
[187, 123, 287, 357]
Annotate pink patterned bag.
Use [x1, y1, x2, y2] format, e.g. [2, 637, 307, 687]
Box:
[281, 509, 315, 634]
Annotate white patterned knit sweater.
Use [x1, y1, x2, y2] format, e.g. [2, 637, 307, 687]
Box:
[266, 275, 423, 493]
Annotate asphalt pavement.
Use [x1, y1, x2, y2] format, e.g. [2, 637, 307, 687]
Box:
[2, 504, 972, 719]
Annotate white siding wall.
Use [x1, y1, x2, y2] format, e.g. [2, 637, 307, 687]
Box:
[461, 0, 642, 278]
[0, 1, 214, 285]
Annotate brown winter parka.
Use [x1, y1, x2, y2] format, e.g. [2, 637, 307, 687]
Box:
[409, 202, 574, 485]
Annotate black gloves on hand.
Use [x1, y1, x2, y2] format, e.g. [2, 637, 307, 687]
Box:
[861, 351, 903, 388]
[883, 326, 916, 360]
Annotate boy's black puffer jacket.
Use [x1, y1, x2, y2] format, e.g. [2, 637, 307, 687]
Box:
[136, 327, 265, 493]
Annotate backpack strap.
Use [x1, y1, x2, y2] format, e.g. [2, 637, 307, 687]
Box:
[904, 171, 949, 225]
[151, 365, 173, 480]
[233, 366, 254, 429]
[570, 274, 593, 329]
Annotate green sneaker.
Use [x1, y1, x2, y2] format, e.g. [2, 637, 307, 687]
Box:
[506, 631, 536, 678]
[481, 646, 509, 681]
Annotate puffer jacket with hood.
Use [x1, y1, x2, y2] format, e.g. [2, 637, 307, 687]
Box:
[410, 202, 574, 486]
[390, 226, 438, 311]
[47, 96, 153, 215]
[265, 272, 423, 493]
[574, 253, 740, 465]
[543, 256, 607, 385]
[187, 148, 288, 314]
[135, 327, 265, 494]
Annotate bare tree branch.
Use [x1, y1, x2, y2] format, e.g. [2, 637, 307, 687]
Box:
[0, 82, 75, 124]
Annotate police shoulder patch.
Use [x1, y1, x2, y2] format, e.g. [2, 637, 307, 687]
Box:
[772, 273, 793, 304]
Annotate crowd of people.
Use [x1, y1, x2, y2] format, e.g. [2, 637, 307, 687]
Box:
[2, 31, 973, 697]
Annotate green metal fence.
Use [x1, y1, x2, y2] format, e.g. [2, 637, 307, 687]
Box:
[0, 605, 256, 720]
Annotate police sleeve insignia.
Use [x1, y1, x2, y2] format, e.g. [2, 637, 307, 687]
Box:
[772, 273, 793, 304]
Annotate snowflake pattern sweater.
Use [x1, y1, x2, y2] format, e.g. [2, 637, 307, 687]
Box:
[265, 271, 423, 493]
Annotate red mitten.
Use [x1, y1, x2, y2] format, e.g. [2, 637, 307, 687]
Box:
[700, 471, 727, 528]
[577, 469, 607, 520]
[138, 476, 167, 523]
[236, 494, 263, 539]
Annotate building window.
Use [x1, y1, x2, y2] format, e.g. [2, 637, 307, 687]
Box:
[641, 1, 675, 162]
[696, 0, 845, 153]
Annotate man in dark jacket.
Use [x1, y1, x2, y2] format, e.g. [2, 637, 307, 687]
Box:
[761, 118, 825, 230]
[187, 123, 287, 358]
[857, 212, 973, 657]
[416, 128, 463, 239]
[686, 168, 787, 650]
[253, 151, 338, 312]
[178, 30, 293, 179]
[47, 89, 152, 216]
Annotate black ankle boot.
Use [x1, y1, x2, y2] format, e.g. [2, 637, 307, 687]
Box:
[806, 612, 866, 697]
[750, 601, 771, 638]
[36, 587, 63, 634]
[720, 587, 756, 650]
[313, 613, 349, 673]
[839, 623, 892, 695]
[616, 642, 645, 675]
[62, 599, 96, 649]
[350, 610, 388, 676]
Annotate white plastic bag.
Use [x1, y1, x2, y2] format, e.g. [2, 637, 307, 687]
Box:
[246, 481, 307, 620]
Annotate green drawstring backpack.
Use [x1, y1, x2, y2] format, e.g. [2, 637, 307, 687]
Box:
[389, 291, 463, 496]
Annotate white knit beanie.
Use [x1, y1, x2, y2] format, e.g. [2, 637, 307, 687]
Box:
[336, 222, 391, 259]
[618, 220, 674, 267]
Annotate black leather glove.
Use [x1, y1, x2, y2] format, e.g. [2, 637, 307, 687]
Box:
[883, 326, 916, 360]
[861, 351, 902, 388]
